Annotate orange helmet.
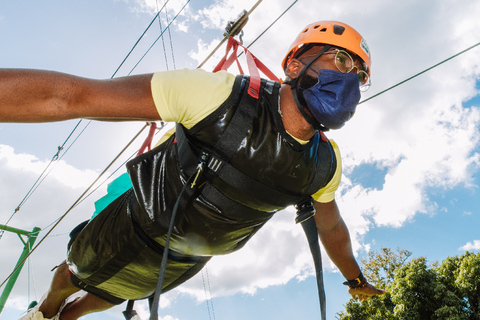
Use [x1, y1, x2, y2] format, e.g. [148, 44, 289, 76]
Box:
[282, 21, 371, 76]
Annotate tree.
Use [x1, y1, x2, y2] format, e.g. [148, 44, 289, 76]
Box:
[361, 247, 412, 289]
[336, 249, 480, 320]
[336, 248, 411, 320]
[436, 252, 480, 319]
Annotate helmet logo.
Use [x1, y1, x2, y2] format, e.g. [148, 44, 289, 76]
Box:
[360, 38, 370, 57]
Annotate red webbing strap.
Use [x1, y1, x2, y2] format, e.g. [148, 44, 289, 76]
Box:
[245, 49, 261, 98]
[212, 37, 280, 99]
[137, 122, 157, 156]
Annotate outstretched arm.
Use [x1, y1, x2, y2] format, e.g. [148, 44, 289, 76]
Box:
[314, 200, 385, 300]
[0, 69, 160, 122]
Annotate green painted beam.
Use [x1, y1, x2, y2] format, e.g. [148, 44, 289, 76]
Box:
[0, 224, 32, 237]
[0, 226, 41, 315]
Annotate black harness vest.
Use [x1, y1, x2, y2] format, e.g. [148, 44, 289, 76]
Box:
[126, 75, 336, 256]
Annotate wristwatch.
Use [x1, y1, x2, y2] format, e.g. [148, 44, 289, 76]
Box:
[343, 272, 367, 288]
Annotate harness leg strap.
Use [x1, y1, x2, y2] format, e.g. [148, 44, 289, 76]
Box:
[301, 217, 326, 320]
[296, 198, 326, 320]
[123, 300, 142, 320]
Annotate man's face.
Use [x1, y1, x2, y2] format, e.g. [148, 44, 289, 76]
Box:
[298, 47, 369, 89]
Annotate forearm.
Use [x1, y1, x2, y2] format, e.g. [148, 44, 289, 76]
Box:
[313, 200, 361, 280]
[313, 200, 385, 299]
[0, 69, 79, 122]
[0, 69, 159, 123]
[317, 216, 361, 280]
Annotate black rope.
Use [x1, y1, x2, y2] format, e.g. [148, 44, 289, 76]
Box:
[149, 171, 199, 320]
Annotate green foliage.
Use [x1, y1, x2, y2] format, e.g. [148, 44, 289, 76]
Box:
[361, 248, 412, 289]
[336, 249, 480, 320]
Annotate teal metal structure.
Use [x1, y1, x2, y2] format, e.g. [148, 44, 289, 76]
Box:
[0, 224, 41, 315]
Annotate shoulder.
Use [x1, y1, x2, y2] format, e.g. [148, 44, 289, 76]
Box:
[151, 69, 236, 128]
[311, 138, 342, 203]
[151, 68, 236, 90]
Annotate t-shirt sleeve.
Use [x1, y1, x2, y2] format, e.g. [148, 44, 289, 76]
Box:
[311, 139, 342, 203]
[150, 68, 236, 129]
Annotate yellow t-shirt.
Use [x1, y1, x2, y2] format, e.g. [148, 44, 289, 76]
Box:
[150, 69, 341, 203]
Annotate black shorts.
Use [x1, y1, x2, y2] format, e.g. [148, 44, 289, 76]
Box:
[67, 189, 210, 305]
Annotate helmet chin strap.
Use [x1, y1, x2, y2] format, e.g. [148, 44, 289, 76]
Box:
[284, 45, 332, 132]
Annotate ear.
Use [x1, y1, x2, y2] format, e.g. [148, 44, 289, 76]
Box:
[284, 59, 303, 80]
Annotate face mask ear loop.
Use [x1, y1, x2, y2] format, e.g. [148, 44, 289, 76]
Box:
[289, 45, 332, 131]
[296, 45, 332, 80]
[290, 82, 328, 131]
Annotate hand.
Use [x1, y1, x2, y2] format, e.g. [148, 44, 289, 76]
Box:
[348, 282, 385, 301]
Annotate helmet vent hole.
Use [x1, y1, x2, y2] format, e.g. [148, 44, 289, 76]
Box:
[333, 24, 345, 35]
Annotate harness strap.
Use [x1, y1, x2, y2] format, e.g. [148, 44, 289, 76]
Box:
[175, 76, 336, 209]
[296, 198, 327, 320]
[137, 122, 157, 156]
[176, 125, 302, 209]
[123, 300, 142, 320]
[213, 37, 280, 99]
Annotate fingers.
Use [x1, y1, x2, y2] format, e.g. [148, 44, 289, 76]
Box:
[350, 293, 368, 301]
[348, 283, 386, 301]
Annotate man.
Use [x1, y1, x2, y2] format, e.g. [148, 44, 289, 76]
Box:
[1, 21, 384, 320]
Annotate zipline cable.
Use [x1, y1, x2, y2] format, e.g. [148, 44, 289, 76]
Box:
[7, 0, 478, 303]
[38, 125, 165, 236]
[163, 0, 177, 69]
[1, 2, 178, 234]
[1, 0, 191, 290]
[197, 0, 263, 69]
[0, 124, 149, 290]
[2, 1, 204, 272]
[359, 41, 480, 105]
[0, 120, 89, 240]
[112, 0, 172, 78]
[127, 0, 190, 75]
[205, 267, 216, 320]
[246, 0, 299, 50]
[201, 271, 213, 320]
[156, 0, 171, 71]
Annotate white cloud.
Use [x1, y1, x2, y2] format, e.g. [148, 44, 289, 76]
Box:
[158, 207, 324, 302]
[0, 144, 99, 190]
[0, 145, 105, 306]
[188, 38, 222, 70]
[172, 1, 480, 300]
[460, 240, 480, 251]
[133, 299, 179, 320]
[3, 0, 480, 316]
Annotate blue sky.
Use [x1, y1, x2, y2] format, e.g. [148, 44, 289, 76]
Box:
[1, 0, 480, 319]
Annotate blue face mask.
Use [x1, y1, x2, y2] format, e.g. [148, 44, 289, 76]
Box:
[300, 69, 361, 130]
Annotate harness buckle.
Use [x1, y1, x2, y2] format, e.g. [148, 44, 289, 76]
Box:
[295, 197, 316, 224]
[191, 150, 210, 188]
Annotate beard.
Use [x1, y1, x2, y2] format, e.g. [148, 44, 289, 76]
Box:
[297, 74, 318, 106]
[299, 74, 318, 89]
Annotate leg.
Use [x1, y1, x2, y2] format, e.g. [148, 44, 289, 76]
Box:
[57, 293, 115, 320]
[38, 262, 79, 318]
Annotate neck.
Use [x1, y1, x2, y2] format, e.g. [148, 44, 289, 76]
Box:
[279, 83, 316, 140]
